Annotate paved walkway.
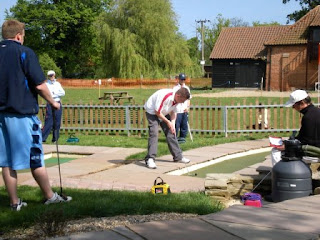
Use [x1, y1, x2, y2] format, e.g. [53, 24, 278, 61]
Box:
[7, 139, 270, 193]
[3, 139, 320, 239]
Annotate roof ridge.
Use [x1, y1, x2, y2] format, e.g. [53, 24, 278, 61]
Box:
[265, 6, 320, 45]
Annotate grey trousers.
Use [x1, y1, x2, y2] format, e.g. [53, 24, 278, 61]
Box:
[145, 112, 183, 161]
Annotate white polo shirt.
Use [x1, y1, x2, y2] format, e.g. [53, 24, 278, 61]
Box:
[144, 89, 178, 116]
[46, 79, 65, 102]
[173, 83, 191, 113]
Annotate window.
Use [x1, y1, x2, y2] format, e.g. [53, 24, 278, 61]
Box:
[308, 27, 320, 61]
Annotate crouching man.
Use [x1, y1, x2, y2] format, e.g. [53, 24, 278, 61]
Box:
[144, 88, 191, 169]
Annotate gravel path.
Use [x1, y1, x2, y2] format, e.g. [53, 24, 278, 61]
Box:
[4, 213, 198, 239]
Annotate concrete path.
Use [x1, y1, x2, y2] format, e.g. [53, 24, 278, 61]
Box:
[6, 139, 270, 193]
[3, 139, 320, 239]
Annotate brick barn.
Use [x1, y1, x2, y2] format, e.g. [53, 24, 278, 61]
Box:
[210, 6, 320, 91]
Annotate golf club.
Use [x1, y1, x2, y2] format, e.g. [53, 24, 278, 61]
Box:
[187, 121, 193, 142]
[52, 107, 68, 200]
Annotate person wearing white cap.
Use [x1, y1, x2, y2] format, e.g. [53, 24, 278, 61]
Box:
[42, 70, 65, 143]
[271, 89, 320, 166]
[285, 89, 320, 147]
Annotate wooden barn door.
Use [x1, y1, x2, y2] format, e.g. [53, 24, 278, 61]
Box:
[235, 62, 264, 88]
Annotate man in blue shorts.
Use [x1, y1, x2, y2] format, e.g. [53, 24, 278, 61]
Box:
[0, 19, 72, 211]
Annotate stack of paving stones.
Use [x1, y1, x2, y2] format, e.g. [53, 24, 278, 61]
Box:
[205, 157, 320, 206]
[205, 173, 271, 206]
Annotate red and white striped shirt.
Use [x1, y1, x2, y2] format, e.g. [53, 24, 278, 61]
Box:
[144, 89, 178, 116]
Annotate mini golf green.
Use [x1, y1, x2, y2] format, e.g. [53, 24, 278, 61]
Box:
[17, 157, 77, 173]
[44, 157, 77, 168]
[185, 151, 270, 178]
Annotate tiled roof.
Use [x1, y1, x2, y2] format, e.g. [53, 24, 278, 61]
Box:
[265, 5, 320, 45]
[210, 26, 289, 59]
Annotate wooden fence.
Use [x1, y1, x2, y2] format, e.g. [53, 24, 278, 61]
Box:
[59, 78, 189, 89]
[58, 77, 211, 89]
[38, 102, 308, 137]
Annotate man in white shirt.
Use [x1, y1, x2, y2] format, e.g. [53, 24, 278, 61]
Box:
[173, 73, 191, 143]
[144, 88, 191, 169]
[42, 70, 65, 143]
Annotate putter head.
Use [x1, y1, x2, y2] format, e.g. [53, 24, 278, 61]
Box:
[60, 193, 69, 201]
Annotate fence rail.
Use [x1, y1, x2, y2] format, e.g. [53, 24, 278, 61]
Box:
[39, 103, 310, 137]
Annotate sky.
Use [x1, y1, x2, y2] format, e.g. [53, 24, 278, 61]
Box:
[1, 0, 302, 39]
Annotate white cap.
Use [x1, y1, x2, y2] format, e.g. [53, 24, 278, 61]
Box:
[284, 90, 309, 107]
[47, 70, 55, 76]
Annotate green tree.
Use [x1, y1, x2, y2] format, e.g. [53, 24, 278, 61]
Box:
[94, 0, 201, 79]
[252, 21, 280, 26]
[187, 37, 200, 61]
[39, 53, 62, 77]
[283, 0, 320, 22]
[7, 0, 110, 78]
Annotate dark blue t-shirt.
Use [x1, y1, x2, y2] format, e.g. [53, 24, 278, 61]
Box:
[0, 40, 45, 114]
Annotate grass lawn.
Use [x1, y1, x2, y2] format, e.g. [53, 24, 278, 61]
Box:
[51, 88, 288, 106]
[0, 186, 222, 236]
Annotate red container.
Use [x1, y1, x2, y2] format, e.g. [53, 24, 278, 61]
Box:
[244, 200, 262, 208]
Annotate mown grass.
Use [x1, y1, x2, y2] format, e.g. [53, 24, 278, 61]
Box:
[40, 88, 289, 106]
[0, 186, 222, 234]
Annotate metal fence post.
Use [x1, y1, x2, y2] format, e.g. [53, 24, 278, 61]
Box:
[223, 106, 228, 137]
[125, 106, 130, 136]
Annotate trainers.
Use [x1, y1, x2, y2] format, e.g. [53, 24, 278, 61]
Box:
[146, 158, 157, 169]
[11, 198, 27, 211]
[175, 157, 190, 164]
[44, 192, 72, 205]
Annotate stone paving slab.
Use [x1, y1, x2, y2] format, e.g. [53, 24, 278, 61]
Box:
[75, 168, 205, 192]
[208, 221, 318, 240]
[52, 230, 129, 240]
[202, 203, 320, 234]
[128, 218, 243, 240]
[265, 195, 320, 214]
[43, 145, 114, 155]
[112, 226, 145, 240]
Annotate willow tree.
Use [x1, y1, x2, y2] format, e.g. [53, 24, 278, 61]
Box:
[95, 0, 201, 79]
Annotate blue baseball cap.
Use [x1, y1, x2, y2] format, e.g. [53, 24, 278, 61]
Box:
[178, 73, 186, 80]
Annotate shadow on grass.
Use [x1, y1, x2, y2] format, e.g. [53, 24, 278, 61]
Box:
[0, 186, 222, 235]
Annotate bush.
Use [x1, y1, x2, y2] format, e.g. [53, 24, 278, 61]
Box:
[39, 53, 62, 77]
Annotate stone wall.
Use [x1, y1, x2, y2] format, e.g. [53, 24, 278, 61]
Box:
[205, 173, 271, 206]
[205, 163, 320, 206]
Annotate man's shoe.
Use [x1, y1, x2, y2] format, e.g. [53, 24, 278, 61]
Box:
[178, 138, 186, 144]
[44, 192, 72, 205]
[11, 198, 27, 211]
[175, 157, 190, 164]
[146, 158, 157, 169]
